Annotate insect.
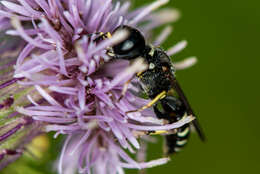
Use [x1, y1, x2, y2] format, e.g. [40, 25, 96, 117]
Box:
[153, 96, 192, 154]
[95, 25, 205, 154]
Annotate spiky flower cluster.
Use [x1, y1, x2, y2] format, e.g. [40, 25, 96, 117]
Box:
[0, 0, 196, 173]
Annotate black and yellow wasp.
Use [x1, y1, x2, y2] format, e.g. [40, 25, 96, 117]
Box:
[95, 25, 205, 155]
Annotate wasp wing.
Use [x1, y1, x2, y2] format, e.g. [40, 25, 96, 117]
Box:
[171, 79, 206, 141]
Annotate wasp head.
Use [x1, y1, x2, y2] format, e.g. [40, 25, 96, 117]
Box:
[111, 25, 146, 60]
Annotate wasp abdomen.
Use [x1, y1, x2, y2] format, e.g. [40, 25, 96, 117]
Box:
[154, 96, 191, 155]
[165, 124, 190, 154]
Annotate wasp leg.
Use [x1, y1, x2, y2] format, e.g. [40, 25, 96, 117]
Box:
[147, 130, 169, 135]
[126, 91, 167, 114]
[117, 79, 132, 102]
[145, 104, 172, 136]
[87, 32, 112, 42]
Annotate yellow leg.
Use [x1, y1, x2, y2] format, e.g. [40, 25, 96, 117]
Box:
[137, 71, 144, 77]
[106, 32, 112, 38]
[100, 32, 112, 39]
[146, 127, 178, 136]
[91, 32, 112, 41]
[126, 91, 167, 114]
[147, 130, 169, 135]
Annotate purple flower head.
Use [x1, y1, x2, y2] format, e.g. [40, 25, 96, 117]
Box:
[0, 0, 197, 173]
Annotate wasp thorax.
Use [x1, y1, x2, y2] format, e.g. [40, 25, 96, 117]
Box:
[112, 25, 146, 60]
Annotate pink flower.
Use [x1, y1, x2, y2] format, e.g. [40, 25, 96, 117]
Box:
[0, 0, 196, 173]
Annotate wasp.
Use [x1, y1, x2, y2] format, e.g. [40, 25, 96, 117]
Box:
[94, 25, 205, 155]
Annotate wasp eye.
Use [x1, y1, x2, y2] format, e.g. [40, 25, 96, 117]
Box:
[112, 25, 146, 60]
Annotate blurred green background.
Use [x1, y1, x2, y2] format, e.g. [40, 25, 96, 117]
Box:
[134, 0, 260, 174]
[150, 0, 260, 174]
[2, 0, 260, 174]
